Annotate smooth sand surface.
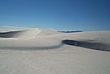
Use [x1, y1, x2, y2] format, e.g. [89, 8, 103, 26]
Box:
[0, 28, 110, 74]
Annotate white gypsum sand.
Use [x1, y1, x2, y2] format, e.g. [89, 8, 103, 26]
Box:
[0, 28, 110, 74]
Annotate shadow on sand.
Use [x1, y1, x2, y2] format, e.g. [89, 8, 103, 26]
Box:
[0, 31, 22, 38]
[62, 40, 110, 52]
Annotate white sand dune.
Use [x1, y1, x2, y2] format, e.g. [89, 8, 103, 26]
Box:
[0, 28, 110, 74]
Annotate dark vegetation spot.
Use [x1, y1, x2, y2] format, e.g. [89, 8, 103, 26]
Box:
[59, 31, 83, 33]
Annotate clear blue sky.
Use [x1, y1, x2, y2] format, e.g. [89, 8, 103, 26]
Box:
[0, 0, 110, 31]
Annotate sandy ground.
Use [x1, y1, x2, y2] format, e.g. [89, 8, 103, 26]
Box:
[0, 28, 110, 74]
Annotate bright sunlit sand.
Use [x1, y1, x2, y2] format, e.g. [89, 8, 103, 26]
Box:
[0, 28, 110, 74]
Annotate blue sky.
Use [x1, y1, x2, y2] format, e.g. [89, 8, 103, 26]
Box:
[0, 0, 110, 31]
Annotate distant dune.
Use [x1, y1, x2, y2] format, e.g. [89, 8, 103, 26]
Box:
[0, 27, 110, 74]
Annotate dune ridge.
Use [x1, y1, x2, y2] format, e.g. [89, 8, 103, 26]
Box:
[0, 28, 110, 51]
